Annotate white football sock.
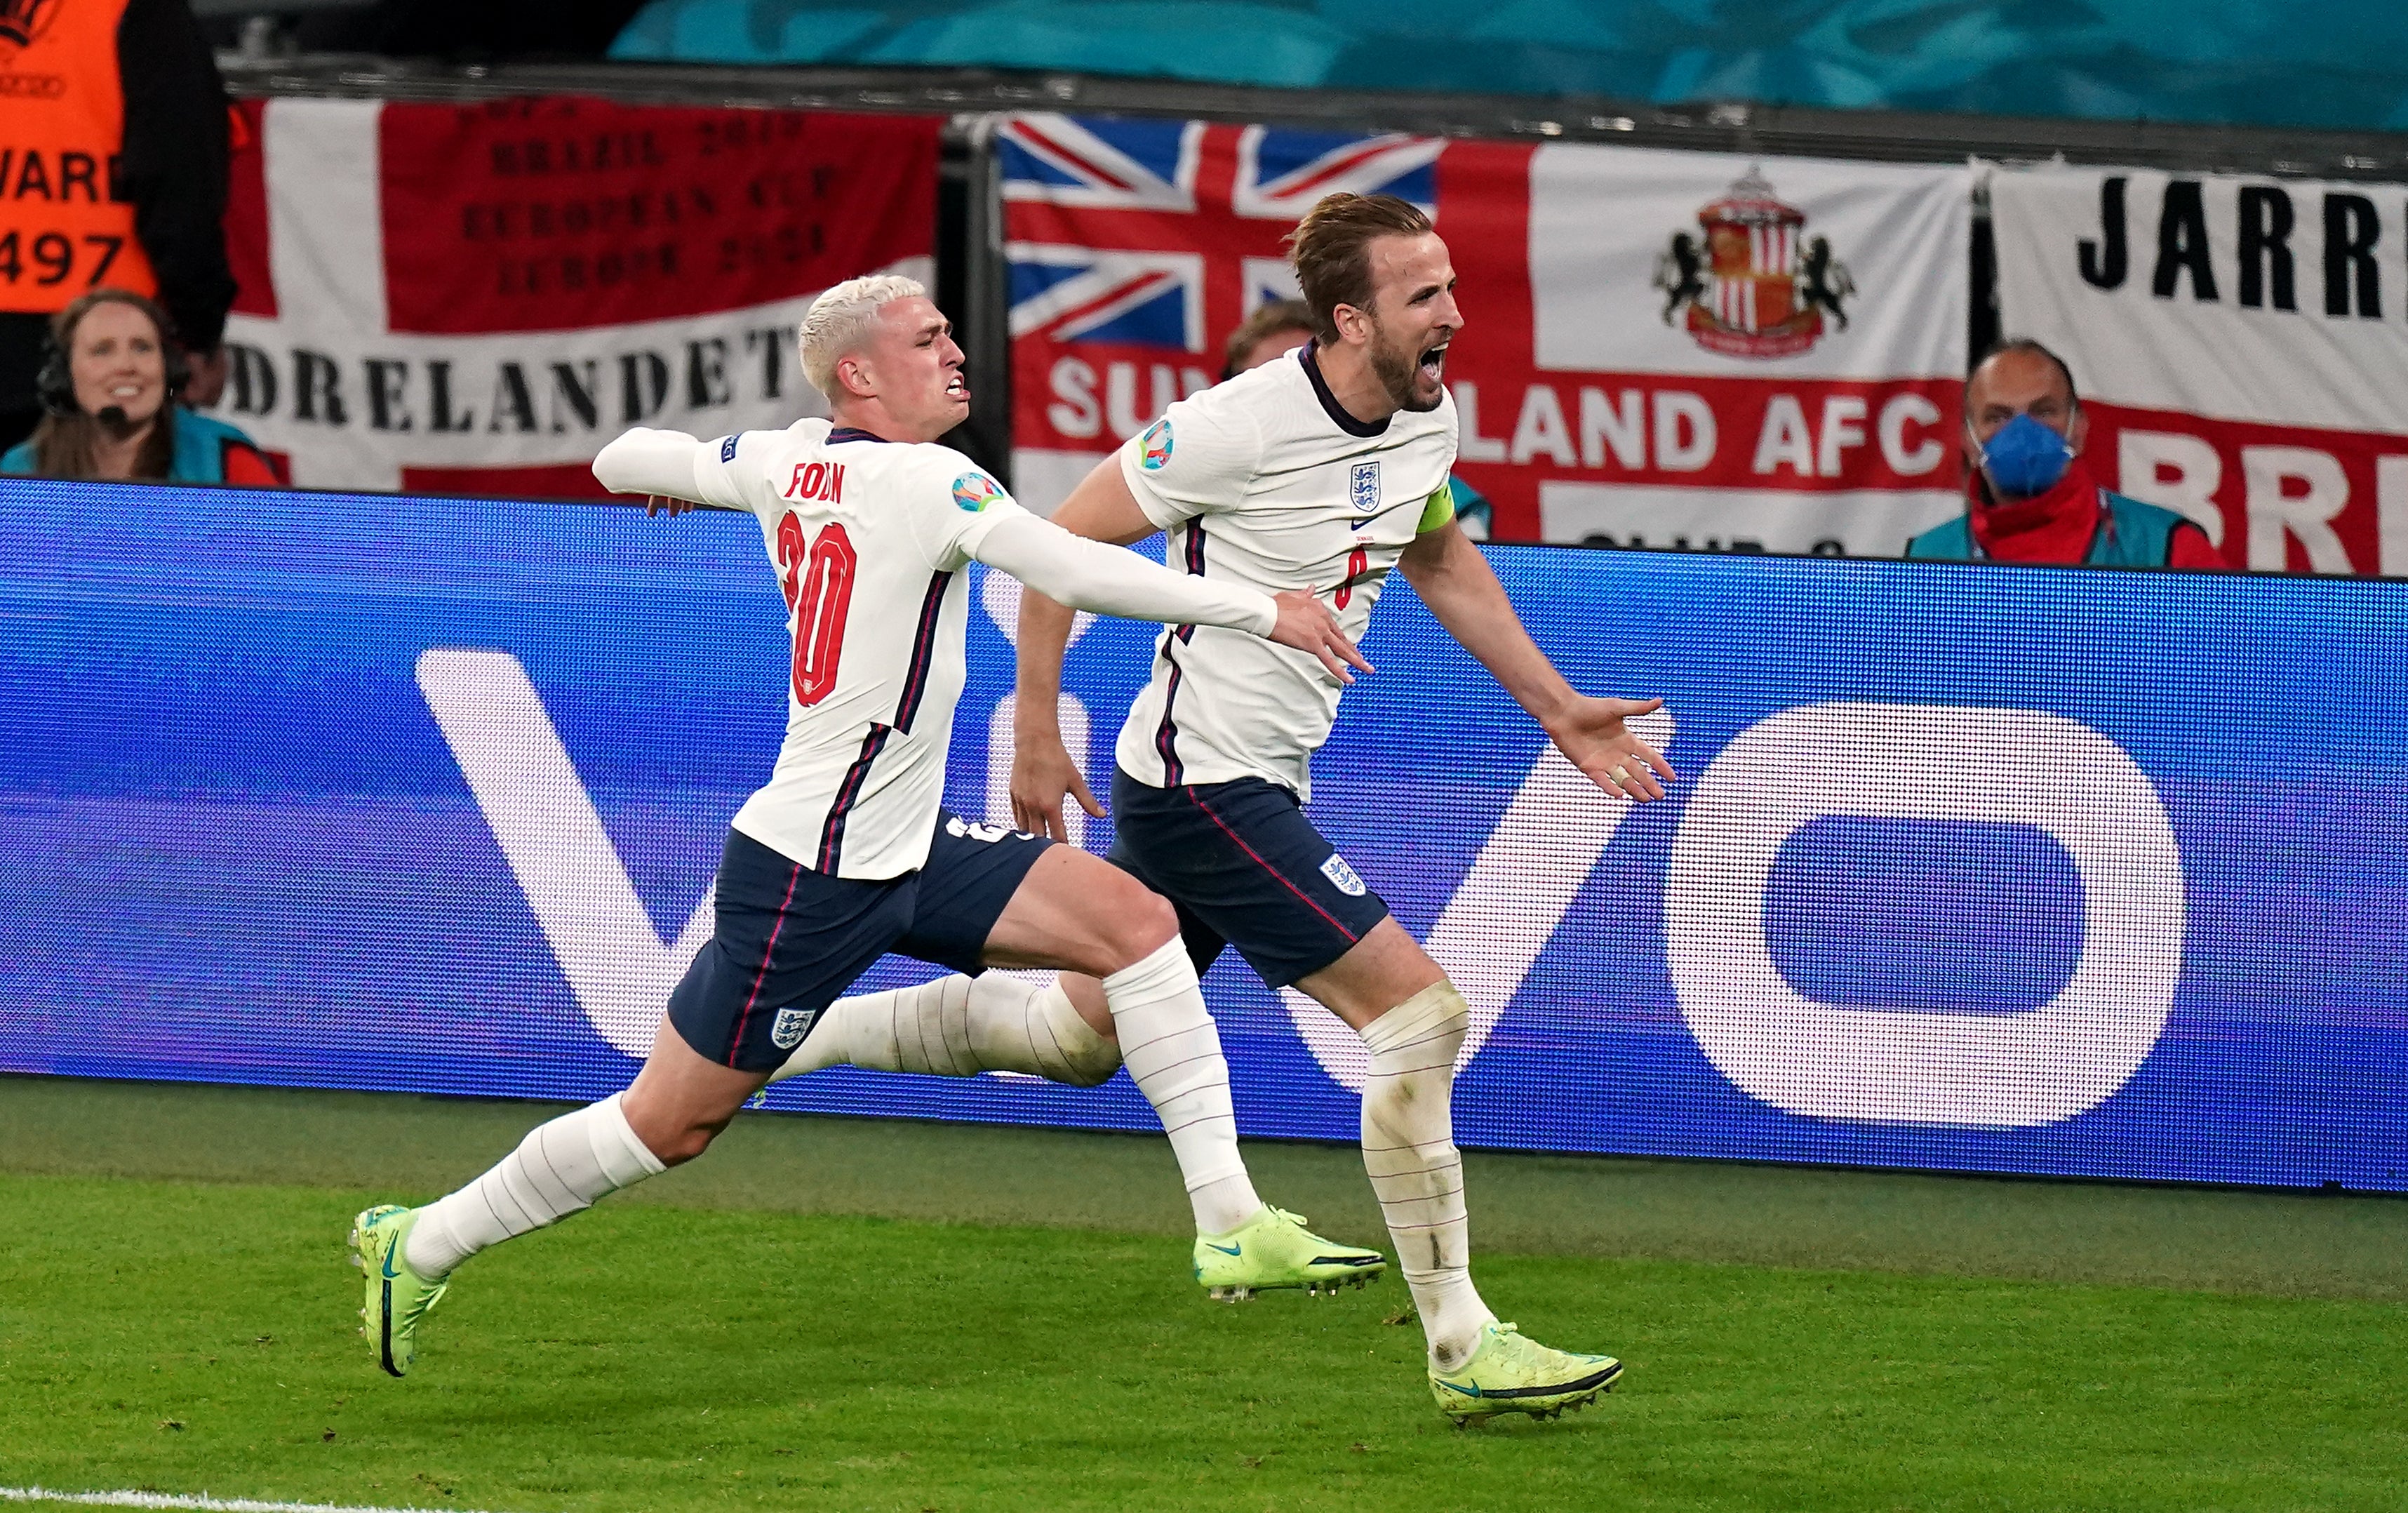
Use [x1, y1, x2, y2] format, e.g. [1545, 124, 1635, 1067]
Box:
[1104, 938, 1263, 1236]
[403, 1092, 664, 1280]
[1360, 981, 1494, 1373]
[765, 974, 1121, 1086]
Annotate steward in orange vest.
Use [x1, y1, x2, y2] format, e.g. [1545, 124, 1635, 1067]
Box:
[0, 0, 234, 448]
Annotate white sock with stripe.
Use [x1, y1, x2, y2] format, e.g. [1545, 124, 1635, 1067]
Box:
[1104, 938, 1264, 1236]
[1360, 981, 1494, 1373]
[403, 1092, 665, 1280]
[765, 973, 1121, 1086]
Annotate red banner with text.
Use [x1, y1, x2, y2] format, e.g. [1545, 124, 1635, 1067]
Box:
[1001, 115, 1970, 552]
[1992, 165, 2408, 575]
[213, 96, 940, 494]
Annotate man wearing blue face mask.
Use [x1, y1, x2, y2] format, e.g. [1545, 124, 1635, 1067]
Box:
[1906, 339, 2221, 568]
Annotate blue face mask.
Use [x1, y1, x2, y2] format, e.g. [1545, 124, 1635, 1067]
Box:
[1976, 413, 2075, 499]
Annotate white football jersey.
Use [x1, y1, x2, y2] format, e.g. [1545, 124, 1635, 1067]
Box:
[1113, 345, 1459, 799]
[693, 419, 1030, 879]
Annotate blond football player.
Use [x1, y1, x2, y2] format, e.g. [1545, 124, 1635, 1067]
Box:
[347, 274, 1386, 1378]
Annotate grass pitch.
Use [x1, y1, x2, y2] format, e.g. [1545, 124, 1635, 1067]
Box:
[4, 1077, 2407, 1512]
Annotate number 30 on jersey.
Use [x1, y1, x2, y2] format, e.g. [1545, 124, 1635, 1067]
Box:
[774, 512, 855, 707]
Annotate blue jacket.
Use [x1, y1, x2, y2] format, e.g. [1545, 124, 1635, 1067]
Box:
[2, 408, 274, 485]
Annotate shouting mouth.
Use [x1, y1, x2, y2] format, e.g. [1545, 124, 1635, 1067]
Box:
[944, 371, 970, 401]
[1417, 343, 1448, 386]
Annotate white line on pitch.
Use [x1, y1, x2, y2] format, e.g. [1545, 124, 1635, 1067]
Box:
[0, 1488, 517, 1513]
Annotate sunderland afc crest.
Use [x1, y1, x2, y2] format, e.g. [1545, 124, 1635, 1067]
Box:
[1652, 168, 1854, 359]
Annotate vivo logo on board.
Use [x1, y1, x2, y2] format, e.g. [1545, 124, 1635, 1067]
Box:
[417, 646, 2185, 1133]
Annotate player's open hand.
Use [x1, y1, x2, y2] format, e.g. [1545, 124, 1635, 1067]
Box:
[644, 495, 696, 518]
[1010, 726, 1104, 842]
[1549, 695, 1676, 801]
[1269, 589, 1374, 685]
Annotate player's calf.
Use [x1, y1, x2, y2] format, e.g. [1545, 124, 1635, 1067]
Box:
[767, 972, 1121, 1086]
[348, 1093, 666, 1378]
[349, 1039, 748, 1377]
[986, 849, 1266, 1237]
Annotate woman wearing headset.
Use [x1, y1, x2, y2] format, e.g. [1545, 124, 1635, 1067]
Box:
[1, 288, 279, 486]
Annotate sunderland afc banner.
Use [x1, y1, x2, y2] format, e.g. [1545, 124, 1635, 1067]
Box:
[206, 96, 940, 495]
[8, 478, 2407, 1191]
[1002, 115, 1970, 552]
[1991, 165, 2408, 575]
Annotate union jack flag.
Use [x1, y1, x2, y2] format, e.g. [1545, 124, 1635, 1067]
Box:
[1001, 113, 1443, 356]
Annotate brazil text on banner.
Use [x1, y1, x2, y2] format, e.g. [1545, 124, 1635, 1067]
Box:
[1003, 117, 1971, 554]
[6, 479, 2407, 1191]
[209, 95, 942, 495]
[1990, 164, 2408, 575]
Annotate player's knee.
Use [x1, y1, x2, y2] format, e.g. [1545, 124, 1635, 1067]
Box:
[648, 1112, 731, 1167]
[1092, 881, 1180, 975]
[1365, 980, 1470, 1064]
[1421, 981, 1471, 1051]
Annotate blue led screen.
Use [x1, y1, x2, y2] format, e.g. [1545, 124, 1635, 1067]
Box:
[4, 479, 2403, 1190]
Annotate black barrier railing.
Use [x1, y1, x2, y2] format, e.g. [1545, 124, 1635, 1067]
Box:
[221, 54, 2408, 179]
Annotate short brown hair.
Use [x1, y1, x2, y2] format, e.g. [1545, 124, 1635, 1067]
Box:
[1221, 297, 1315, 378]
[1285, 193, 1434, 342]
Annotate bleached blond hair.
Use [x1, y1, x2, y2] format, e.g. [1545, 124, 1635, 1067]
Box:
[798, 274, 930, 397]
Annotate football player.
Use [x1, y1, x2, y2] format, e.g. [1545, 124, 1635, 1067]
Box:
[1019, 192, 1675, 1422]
[347, 274, 1385, 1378]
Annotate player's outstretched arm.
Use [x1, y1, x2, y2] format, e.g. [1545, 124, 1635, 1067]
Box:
[1398, 518, 1675, 802]
[591, 427, 713, 516]
[977, 515, 1368, 675]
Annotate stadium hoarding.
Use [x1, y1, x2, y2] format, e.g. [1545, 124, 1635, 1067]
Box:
[4, 480, 2403, 1192]
[206, 95, 942, 496]
[1001, 115, 1969, 554]
[1990, 164, 2408, 578]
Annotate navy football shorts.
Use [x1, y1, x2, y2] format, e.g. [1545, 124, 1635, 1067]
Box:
[1106, 766, 1391, 989]
[666, 811, 1054, 1072]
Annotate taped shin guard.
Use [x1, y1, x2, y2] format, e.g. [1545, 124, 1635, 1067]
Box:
[1359, 981, 1494, 1372]
[766, 977, 979, 1081]
[403, 1092, 665, 1280]
[1104, 939, 1263, 1235]
[765, 975, 1122, 1086]
[970, 976, 1122, 1086]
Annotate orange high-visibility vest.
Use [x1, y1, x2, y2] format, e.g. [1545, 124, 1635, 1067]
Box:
[0, 0, 160, 313]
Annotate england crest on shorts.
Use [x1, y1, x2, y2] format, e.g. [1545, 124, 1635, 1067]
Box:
[770, 1006, 820, 1051]
[1320, 853, 1367, 897]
